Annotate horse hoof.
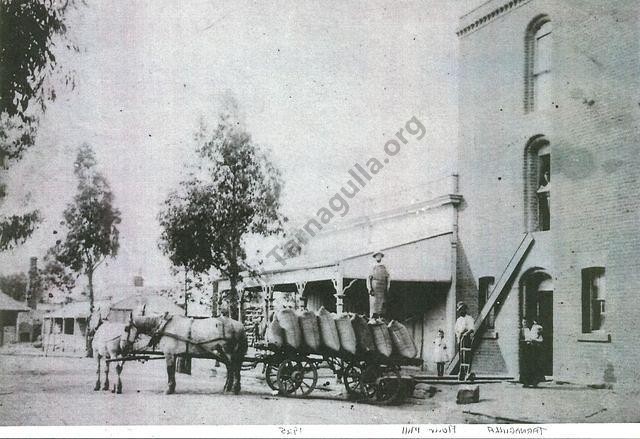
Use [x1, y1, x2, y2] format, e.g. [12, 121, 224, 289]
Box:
[165, 387, 175, 395]
[93, 385, 100, 391]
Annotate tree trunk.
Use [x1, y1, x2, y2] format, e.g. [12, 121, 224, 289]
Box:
[229, 278, 239, 321]
[211, 281, 219, 317]
[177, 268, 191, 375]
[86, 268, 94, 358]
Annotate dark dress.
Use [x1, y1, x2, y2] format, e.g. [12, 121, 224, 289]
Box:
[521, 332, 544, 386]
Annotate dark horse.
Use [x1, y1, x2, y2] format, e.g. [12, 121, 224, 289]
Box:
[127, 304, 247, 394]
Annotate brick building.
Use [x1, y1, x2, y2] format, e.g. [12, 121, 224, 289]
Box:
[455, 0, 639, 386]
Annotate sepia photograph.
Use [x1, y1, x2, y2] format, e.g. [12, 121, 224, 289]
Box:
[0, 0, 638, 437]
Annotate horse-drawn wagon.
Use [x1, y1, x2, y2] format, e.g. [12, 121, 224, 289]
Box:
[244, 307, 422, 404]
[246, 341, 421, 404]
[90, 303, 422, 404]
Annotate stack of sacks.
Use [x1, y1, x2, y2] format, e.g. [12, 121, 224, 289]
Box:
[335, 313, 356, 354]
[298, 309, 321, 352]
[317, 306, 340, 351]
[265, 319, 284, 348]
[388, 320, 417, 358]
[368, 318, 393, 357]
[351, 314, 376, 353]
[276, 308, 302, 349]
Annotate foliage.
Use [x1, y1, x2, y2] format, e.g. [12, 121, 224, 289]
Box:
[0, 272, 28, 301]
[39, 246, 76, 300]
[0, 210, 41, 250]
[0, 0, 80, 250]
[54, 143, 121, 312]
[158, 110, 286, 319]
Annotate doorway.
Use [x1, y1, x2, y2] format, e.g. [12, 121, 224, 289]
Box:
[520, 270, 554, 377]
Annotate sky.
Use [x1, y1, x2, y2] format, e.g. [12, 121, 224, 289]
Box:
[1, 1, 476, 295]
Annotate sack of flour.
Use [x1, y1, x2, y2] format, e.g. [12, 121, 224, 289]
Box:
[369, 319, 393, 357]
[351, 314, 376, 353]
[265, 320, 284, 348]
[317, 306, 340, 351]
[335, 313, 356, 354]
[276, 308, 302, 349]
[299, 309, 321, 352]
[388, 320, 417, 358]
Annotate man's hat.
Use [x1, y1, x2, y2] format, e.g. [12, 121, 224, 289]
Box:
[456, 301, 467, 312]
[372, 250, 384, 259]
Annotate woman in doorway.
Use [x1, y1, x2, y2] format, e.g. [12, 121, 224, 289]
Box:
[521, 318, 545, 387]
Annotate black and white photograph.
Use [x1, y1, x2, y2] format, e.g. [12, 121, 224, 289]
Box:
[0, 0, 638, 437]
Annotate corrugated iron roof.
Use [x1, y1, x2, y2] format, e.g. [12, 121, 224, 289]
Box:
[0, 292, 30, 312]
[110, 294, 184, 315]
[44, 300, 111, 318]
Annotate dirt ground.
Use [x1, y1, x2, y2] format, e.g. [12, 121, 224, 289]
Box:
[0, 350, 637, 426]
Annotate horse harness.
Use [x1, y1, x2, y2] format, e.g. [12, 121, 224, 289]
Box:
[146, 314, 230, 354]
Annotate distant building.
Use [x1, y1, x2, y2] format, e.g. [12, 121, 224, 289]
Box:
[107, 294, 184, 323]
[0, 292, 30, 346]
[42, 300, 110, 355]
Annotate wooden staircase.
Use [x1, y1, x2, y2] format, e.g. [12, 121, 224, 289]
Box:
[446, 233, 535, 376]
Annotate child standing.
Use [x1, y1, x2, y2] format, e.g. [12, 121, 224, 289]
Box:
[433, 329, 449, 377]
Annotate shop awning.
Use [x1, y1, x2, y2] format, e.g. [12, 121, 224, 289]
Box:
[221, 232, 453, 290]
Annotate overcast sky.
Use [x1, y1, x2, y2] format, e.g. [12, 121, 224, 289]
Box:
[1, 1, 476, 294]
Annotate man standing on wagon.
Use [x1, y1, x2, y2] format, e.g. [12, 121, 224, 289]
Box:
[367, 250, 391, 319]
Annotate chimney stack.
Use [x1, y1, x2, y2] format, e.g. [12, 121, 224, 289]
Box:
[26, 257, 40, 309]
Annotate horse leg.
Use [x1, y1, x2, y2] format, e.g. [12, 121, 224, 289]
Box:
[232, 332, 247, 395]
[227, 361, 236, 393]
[232, 356, 242, 395]
[219, 353, 231, 393]
[116, 362, 124, 394]
[103, 358, 110, 391]
[165, 354, 176, 395]
[94, 354, 102, 391]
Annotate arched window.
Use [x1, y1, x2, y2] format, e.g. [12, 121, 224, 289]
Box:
[525, 16, 552, 112]
[524, 135, 551, 231]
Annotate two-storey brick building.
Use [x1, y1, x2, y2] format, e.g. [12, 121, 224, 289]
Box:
[456, 0, 640, 386]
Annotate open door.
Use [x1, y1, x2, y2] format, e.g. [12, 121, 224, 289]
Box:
[521, 271, 553, 377]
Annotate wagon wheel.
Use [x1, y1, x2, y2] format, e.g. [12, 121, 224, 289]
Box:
[358, 364, 380, 401]
[265, 361, 279, 391]
[375, 366, 402, 405]
[343, 361, 367, 398]
[277, 359, 318, 397]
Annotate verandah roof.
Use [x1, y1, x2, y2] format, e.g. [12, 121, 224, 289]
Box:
[219, 232, 453, 291]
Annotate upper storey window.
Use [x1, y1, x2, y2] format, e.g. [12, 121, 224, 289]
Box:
[524, 135, 551, 232]
[525, 16, 552, 113]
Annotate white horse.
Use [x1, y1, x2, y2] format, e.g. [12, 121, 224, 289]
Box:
[128, 304, 248, 394]
[88, 309, 133, 394]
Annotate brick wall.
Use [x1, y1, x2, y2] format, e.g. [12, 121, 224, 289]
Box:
[456, 0, 640, 386]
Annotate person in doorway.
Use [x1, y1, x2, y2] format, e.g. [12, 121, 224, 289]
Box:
[521, 317, 545, 387]
[433, 329, 449, 377]
[367, 251, 391, 319]
[455, 302, 475, 381]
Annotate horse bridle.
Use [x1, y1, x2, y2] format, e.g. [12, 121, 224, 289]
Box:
[123, 313, 140, 351]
